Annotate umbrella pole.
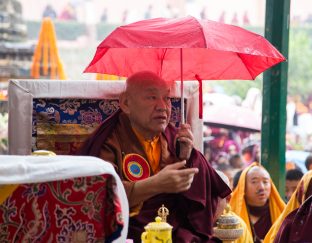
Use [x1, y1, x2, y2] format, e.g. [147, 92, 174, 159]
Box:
[180, 48, 185, 124]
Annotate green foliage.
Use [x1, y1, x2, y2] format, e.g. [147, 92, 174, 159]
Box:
[208, 26, 312, 99]
[26, 20, 87, 41]
[26, 21, 120, 41]
[96, 23, 120, 40]
[205, 77, 262, 98]
[288, 28, 312, 100]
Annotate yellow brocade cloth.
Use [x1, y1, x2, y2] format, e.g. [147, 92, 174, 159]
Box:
[0, 185, 19, 205]
[132, 128, 161, 174]
[229, 162, 285, 238]
[263, 170, 312, 243]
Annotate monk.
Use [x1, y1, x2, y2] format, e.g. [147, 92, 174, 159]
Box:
[273, 194, 312, 243]
[229, 162, 285, 243]
[264, 170, 312, 243]
[78, 71, 231, 242]
[285, 168, 303, 202]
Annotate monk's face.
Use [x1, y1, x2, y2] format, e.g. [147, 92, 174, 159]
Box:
[245, 166, 271, 206]
[285, 179, 301, 202]
[122, 76, 172, 139]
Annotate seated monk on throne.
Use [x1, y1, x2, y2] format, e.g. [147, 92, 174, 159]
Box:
[77, 71, 231, 242]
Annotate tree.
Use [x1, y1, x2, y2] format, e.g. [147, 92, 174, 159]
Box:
[288, 29, 312, 100]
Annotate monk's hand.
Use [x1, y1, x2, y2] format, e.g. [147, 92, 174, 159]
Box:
[175, 123, 194, 161]
[152, 161, 198, 193]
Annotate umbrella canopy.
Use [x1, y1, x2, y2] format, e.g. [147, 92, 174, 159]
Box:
[203, 104, 261, 132]
[85, 16, 285, 81]
[85, 16, 285, 123]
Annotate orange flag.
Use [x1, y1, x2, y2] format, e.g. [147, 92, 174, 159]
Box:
[31, 17, 66, 80]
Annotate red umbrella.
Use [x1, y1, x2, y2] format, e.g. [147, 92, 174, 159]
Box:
[85, 16, 285, 122]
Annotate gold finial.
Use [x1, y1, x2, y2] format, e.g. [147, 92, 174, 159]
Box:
[224, 203, 231, 215]
[158, 204, 169, 222]
[32, 150, 56, 156]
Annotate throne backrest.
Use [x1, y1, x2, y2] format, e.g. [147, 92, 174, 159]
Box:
[8, 80, 202, 155]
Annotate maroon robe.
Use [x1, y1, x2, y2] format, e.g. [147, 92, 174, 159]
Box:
[248, 202, 272, 243]
[274, 195, 312, 243]
[77, 110, 231, 242]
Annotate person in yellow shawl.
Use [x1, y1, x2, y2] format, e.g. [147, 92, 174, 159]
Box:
[229, 162, 285, 243]
[263, 170, 312, 243]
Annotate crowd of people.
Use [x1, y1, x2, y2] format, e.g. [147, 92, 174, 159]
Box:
[40, 2, 253, 26]
[203, 127, 261, 188]
[76, 70, 312, 242]
[203, 125, 312, 242]
[42, 3, 76, 21]
[286, 95, 312, 151]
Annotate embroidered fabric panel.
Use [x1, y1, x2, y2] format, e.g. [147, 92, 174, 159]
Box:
[0, 174, 123, 243]
[32, 98, 185, 154]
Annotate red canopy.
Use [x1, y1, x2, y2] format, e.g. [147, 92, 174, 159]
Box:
[85, 16, 285, 81]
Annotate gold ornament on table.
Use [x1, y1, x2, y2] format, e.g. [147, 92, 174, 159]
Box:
[157, 204, 169, 222]
[32, 150, 56, 156]
[141, 205, 173, 243]
[213, 204, 243, 243]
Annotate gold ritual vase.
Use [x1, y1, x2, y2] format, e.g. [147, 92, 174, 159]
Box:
[141, 205, 172, 243]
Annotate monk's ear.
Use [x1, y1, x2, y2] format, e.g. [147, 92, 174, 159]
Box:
[119, 92, 130, 114]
